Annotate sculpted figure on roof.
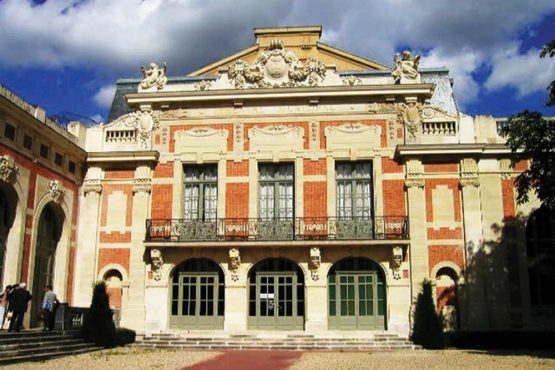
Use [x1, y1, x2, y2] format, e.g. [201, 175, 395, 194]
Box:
[140, 62, 168, 90]
[392, 51, 420, 84]
[227, 39, 327, 89]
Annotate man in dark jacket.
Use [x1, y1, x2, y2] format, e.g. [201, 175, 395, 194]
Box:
[8, 283, 32, 332]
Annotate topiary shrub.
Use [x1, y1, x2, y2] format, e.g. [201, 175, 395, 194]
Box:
[411, 279, 444, 349]
[81, 281, 116, 348]
[115, 328, 136, 346]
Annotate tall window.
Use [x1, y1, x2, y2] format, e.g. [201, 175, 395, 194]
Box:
[336, 162, 373, 219]
[183, 165, 218, 221]
[259, 163, 294, 220]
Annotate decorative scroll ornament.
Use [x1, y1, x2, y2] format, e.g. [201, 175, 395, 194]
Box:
[194, 80, 213, 91]
[309, 248, 321, 281]
[0, 155, 18, 183]
[107, 109, 159, 149]
[229, 248, 241, 281]
[391, 51, 420, 84]
[391, 246, 403, 280]
[83, 179, 102, 195]
[342, 75, 362, 86]
[140, 62, 167, 90]
[133, 178, 152, 194]
[399, 102, 422, 143]
[150, 249, 163, 281]
[227, 39, 327, 89]
[47, 180, 65, 203]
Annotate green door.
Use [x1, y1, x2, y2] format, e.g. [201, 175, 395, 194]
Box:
[328, 258, 386, 330]
[170, 259, 224, 329]
[248, 259, 304, 330]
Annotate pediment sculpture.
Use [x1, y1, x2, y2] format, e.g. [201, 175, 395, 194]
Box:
[47, 180, 65, 203]
[227, 39, 327, 89]
[106, 109, 159, 149]
[140, 62, 168, 90]
[398, 103, 458, 142]
[391, 51, 420, 84]
[150, 249, 163, 281]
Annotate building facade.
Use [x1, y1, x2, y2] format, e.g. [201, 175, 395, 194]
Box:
[1, 26, 554, 335]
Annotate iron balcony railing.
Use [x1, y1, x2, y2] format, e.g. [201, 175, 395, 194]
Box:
[145, 216, 408, 242]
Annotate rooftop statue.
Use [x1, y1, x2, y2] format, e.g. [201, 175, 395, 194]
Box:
[140, 62, 168, 90]
[391, 51, 420, 84]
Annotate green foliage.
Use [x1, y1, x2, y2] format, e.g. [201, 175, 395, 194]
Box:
[500, 111, 555, 208]
[540, 41, 555, 106]
[81, 281, 116, 348]
[411, 279, 444, 349]
[115, 327, 136, 346]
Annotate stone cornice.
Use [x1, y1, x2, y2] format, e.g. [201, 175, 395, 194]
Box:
[126, 84, 435, 106]
[87, 150, 159, 165]
[395, 143, 521, 159]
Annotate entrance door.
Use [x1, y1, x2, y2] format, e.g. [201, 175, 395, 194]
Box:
[169, 259, 224, 329]
[328, 258, 386, 330]
[248, 258, 304, 330]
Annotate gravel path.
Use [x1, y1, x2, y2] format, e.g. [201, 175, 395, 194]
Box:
[290, 350, 555, 370]
[2, 348, 220, 370]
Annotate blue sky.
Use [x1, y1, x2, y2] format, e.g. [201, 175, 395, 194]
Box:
[0, 0, 553, 123]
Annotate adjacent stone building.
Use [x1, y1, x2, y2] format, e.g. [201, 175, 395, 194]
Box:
[1, 26, 553, 335]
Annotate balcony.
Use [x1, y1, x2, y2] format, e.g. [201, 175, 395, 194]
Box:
[145, 216, 408, 242]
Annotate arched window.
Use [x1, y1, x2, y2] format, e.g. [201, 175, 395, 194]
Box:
[527, 206, 555, 307]
[435, 267, 458, 330]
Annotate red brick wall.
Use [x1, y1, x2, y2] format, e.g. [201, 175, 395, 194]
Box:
[427, 227, 463, 240]
[99, 231, 132, 243]
[303, 159, 326, 176]
[151, 184, 173, 219]
[104, 169, 134, 179]
[226, 183, 249, 218]
[227, 160, 249, 177]
[502, 178, 516, 218]
[304, 182, 327, 217]
[382, 180, 406, 216]
[66, 247, 75, 305]
[382, 157, 404, 173]
[153, 163, 174, 178]
[98, 248, 130, 274]
[423, 163, 459, 173]
[428, 245, 464, 273]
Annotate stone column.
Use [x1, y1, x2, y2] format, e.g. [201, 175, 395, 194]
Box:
[120, 168, 151, 332]
[405, 159, 428, 299]
[73, 174, 103, 307]
[224, 248, 247, 331]
[304, 247, 327, 332]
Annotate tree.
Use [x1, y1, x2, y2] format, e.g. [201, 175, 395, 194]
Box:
[500, 41, 555, 208]
[81, 281, 116, 348]
[411, 279, 444, 349]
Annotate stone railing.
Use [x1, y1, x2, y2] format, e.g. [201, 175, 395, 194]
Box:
[54, 304, 87, 332]
[422, 121, 457, 136]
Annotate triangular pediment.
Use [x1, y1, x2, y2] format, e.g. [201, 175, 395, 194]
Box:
[189, 26, 388, 76]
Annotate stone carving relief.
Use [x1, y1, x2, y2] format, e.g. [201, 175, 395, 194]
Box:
[342, 75, 362, 86]
[500, 159, 513, 179]
[106, 109, 159, 149]
[234, 123, 243, 145]
[400, 102, 422, 142]
[83, 179, 102, 195]
[405, 159, 425, 189]
[150, 249, 163, 281]
[47, 180, 65, 203]
[391, 246, 403, 280]
[140, 62, 167, 90]
[133, 178, 152, 194]
[0, 155, 18, 183]
[159, 108, 187, 120]
[325, 122, 382, 150]
[309, 248, 321, 281]
[174, 127, 229, 153]
[227, 39, 327, 89]
[396, 103, 458, 143]
[229, 248, 241, 281]
[249, 124, 305, 152]
[460, 158, 480, 187]
[391, 51, 421, 84]
[194, 80, 213, 91]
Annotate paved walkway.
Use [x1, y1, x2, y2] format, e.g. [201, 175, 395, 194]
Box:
[182, 350, 302, 370]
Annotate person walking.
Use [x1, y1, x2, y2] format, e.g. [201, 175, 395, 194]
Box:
[41, 285, 58, 331]
[0, 285, 12, 330]
[8, 282, 32, 332]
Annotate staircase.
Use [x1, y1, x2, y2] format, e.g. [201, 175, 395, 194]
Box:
[0, 330, 102, 365]
[134, 332, 421, 351]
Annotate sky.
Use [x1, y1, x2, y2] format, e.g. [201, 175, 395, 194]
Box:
[0, 0, 554, 123]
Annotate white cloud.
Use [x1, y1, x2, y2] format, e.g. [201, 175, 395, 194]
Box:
[91, 114, 103, 123]
[93, 85, 115, 108]
[485, 45, 555, 97]
[0, 0, 554, 107]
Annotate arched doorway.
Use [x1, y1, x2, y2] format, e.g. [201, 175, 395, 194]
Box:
[31, 203, 64, 327]
[526, 206, 555, 307]
[435, 267, 458, 331]
[0, 184, 17, 288]
[248, 258, 304, 330]
[169, 258, 224, 329]
[104, 269, 123, 326]
[328, 257, 386, 330]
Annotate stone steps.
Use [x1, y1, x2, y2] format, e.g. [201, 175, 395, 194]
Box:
[133, 332, 421, 351]
[0, 330, 102, 365]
